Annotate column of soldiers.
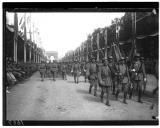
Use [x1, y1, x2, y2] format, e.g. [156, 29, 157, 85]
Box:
[39, 60, 68, 81]
[37, 53, 157, 107]
[83, 53, 147, 106]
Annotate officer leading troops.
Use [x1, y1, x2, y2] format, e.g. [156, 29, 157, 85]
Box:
[130, 53, 146, 103]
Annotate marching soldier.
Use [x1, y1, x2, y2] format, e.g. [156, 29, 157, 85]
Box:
[46, 62, 50, 77]
[115, 57, 131, 104]
[39, 62, 46, 81]
[98, 58, 112, 106]
[108, 56, 118, 95]
[51, 61, 58, 81]
[61, 62, 67, 80]
[153, 59, 158, 96]
[84, 60, 90, 82]
[130, 53, 146, 103]
[72, 60, 81, 84]
[88, 57, 98, 96]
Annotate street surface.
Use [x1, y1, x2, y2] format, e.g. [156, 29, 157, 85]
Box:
[7, 72, 158, 120]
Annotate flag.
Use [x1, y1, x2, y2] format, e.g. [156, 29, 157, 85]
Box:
[19, 14, 25, 33]
[112, 42, 123, 62]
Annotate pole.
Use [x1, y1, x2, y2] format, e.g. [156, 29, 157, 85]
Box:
[104, 28, 108, 59]
[24, 13, 27, 63]
[97, 33, 100, 61]
[90, 36, 93, 58]
[14, 13, 18, 63]
[129, 12, 137, 61]
[86, 41, 88, 62]
[133, 12, 137, 54]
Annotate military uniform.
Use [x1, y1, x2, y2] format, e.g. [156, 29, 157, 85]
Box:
[84, 61, 90, 82]
[153, 60, 158, 96]
[72, 60, 81, 84]
[115, 57, 130, 104]
[46, 63, 51, 77]
[88, 58, 98, 96]
[130, 54, 146, 103]
[108, 56, 118, 95]
[39, 63, 46, 81]
[51, 62, 58, 81]
[61, 63, 67, 80]
[98, 59, 112, 106]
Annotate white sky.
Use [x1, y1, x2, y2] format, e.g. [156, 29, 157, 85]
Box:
[6, 12, 124, 59]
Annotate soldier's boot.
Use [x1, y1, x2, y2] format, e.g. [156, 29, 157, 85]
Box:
[74, 76, 76, 83]
[94, 85, 97, 96]
[129, 91, 132, 99]
[106, 88, 110, 106]
[42, 74, 44, 81]
[123, 92, 127, 104]
[138, 84, 143, 103]
[77, 77, 79, 84]
[100, 90, 104, 102]
[112, 84, 115, 95]
[106, 101, 110, 106]
[89, 85, 92, 94]
[115, 90, 119, 100]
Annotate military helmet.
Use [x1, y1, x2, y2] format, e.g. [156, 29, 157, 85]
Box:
[134, 53, 141, 58]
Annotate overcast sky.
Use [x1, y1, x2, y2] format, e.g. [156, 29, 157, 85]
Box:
[6, 12, 124, 59]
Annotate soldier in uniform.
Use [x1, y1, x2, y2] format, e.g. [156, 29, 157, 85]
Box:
[39, 62, 46, 81]
[130, 53, 146, 103]
[51, 61, 58, 81]
[88, 57, 98, 96]
[115, 57, 131, 104]
[98, 58, 112, 106]
[108, 56, 118, 95]
[153, 59, 158, 96]
[61, 62, 67, 80]
[72, 60, 81, 84]
[84, 60, 90, 82]
[46, 62, 51, 77]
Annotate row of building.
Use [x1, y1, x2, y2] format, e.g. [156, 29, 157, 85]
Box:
[5, 13, 47, 64]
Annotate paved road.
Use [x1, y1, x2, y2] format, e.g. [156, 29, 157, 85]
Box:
[7, 72, 158, 120]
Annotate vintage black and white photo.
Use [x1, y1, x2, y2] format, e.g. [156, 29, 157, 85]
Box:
[3, 2, 159, 125]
